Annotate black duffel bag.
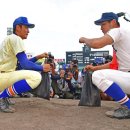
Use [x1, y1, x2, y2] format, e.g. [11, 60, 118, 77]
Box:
[78, 71, 101, 107]
[31, 72, 50, 100]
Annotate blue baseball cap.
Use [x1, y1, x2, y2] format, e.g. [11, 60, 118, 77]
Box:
[13, 16, 35, 29]
[94, 12, 118, 25]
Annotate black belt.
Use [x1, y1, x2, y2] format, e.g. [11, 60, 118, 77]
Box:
[0, 71, 6, 73]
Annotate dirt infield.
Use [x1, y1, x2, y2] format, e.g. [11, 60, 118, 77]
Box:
[0, 97, 130, 130]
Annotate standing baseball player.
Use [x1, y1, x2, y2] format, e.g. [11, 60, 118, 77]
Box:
[79, 12, 130, 119]
[0, 16, 51, 113]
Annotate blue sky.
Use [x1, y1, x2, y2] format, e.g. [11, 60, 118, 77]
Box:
[0, 0, 130, 59]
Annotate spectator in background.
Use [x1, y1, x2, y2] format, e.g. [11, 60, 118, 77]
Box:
[69, 60, 79, 81]
[109, 50, 118, 70]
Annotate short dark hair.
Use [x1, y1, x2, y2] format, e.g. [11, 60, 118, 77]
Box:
[13, 24, 22, 34]
[108, 19, 120, 27]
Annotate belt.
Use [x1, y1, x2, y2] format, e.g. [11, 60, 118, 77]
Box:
[0, 71, 6, 73]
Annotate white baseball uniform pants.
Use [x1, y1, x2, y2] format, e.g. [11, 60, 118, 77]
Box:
[92, 69, 130, 94]
[0, 70, 42, 92]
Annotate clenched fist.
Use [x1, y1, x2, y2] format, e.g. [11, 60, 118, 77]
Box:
[84, 64, 95, 71]
[79, 37, 86, 43]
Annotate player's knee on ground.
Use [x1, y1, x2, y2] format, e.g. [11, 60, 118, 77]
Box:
[26, 71, 42, 89]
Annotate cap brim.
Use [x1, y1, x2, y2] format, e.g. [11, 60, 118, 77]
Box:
[24, 23, 35, 28]
[27, 24, 35, 28]
[94, 18, 113, 25]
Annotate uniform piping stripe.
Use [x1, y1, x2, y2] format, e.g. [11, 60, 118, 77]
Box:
[12, 85, 18, 95]
[6, 89, 11, 96]
[8, 86, 16, 96]
[120, 97, 129, 104]
[117, 95, 129, 104]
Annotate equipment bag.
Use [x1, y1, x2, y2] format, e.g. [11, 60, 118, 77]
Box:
[78, 71, 101, 107]
[32, 72, 50, 100]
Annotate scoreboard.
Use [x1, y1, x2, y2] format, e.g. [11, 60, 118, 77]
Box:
[66, 46, 109, 65]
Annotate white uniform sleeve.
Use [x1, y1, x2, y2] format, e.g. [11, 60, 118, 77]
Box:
[9, 35, 25, 55]
[107, 28, 121, 43]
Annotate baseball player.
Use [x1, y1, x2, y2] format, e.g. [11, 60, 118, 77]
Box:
[79, 12, 130, 119]
[0, 16, 51, 112]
